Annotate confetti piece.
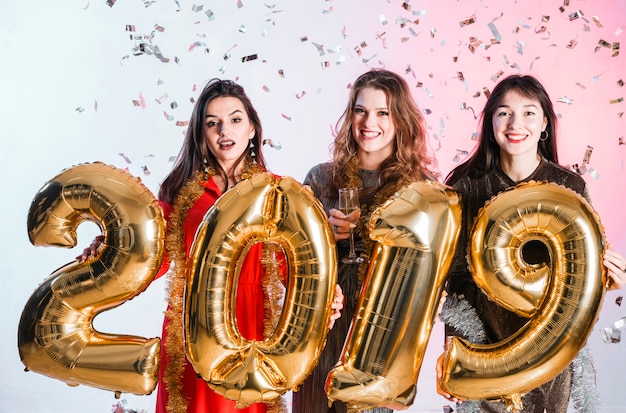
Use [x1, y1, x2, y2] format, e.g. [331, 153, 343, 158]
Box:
[311, 42, 325, 56]
[206, 9, 215, 21]
[612, 42, 620, 57]
[236, 0, 243, 8]
[139, 92, 146, 109]
[189, 41, 213, 54]
[471, 132, 480, 141]
[610, 97, 624, 104]
[170, 102, 178, 109]
[460, 16, 476, 27]
[322, 6, 333, 14]
[620, 137, 625, 145]
[106, 0, 116, 7]
[281, 113, 291, 121]
[119, 153, 132, 164]
[192, 4, 203, 12]
[601, 317, 626, 343]
[569, 10, 584, 21]
[75, 107, 85, 113]
[452, 149, 469, 162]
[488, 21, 502, 42]
[296, 91, 306, 99]
[241, 53, 258, 62]
[263, 138, 282, 150]
[155, 93, 168, 104]
[401, 2, 411, 11]
[379, 14, 388, 25]
[443, 404, 454, 413]
[566, 37, 578, 49]
[164, 111, 174, 121]
[516, 41, 525, 55]
[617, 296, 623, 306]
[176, 120, 189, 127]
[141, 165, 151, 176]
[592, 16, 603, 28]
[557, 96, 574, 105]
[239, 25, 247, 33]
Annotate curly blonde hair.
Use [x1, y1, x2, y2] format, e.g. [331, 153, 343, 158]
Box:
[330, 69, 438, 195]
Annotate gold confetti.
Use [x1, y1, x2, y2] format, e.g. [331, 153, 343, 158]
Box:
[569, 10, 583, 21]
[612, 42, 620, 57]
[460, 16, 476, 27]
[619, 137, 625, 145]
[610, 97, 624, 104]
[566, 37, 578, 49]
[592, 16, 603, 28]
[598, 39, 611, 48]
[176, 120, 189, 127]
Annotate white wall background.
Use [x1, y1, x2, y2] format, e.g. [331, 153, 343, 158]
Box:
[1, 1, 625, 412]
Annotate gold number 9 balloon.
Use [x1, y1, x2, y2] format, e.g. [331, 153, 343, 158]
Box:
[185, 173, 337, 407]
[326, 181, 461, 410]
[19, 162, 165, 395]
[440, 181, 606, 407]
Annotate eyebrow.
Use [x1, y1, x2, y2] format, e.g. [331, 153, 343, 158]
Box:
[496, 104, 539, 109]
[205, 109, 244, 118]
[354, 104, 389, 111]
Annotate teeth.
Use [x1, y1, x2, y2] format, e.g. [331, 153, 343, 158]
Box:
[362, 131, 379, 138]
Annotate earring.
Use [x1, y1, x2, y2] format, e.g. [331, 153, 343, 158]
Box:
[540, 130, 548, 141]
[203, 158, 210, 174]
[249, 139, 257, 164]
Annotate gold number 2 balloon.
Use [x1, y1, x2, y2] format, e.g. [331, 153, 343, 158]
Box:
[440, 181, 606, 407]
[326, 181, 461, 410]
[185, 173, 337, 407]
[19, 162, 165, 395]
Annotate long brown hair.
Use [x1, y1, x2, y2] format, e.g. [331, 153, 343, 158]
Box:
[158, 79, 267, 203]
[445, 74, 558, 185]
[330, 69, 438, 195]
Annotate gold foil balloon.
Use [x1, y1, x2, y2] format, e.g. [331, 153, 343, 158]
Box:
[440, 181, 606, 405]
[19, 162, 165, 395]
[326, 181, 461, 410]
[185, 173, 337, 407]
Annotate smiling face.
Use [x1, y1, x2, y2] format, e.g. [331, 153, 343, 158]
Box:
[351, 87, 396, 169]
[204, 96, 255, 173]
[492, 89, 548, 163]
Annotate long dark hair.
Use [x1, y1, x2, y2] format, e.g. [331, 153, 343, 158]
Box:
[445, 74, 558, 185]
[330, 69, 438, 195]
[158, 78, 267, 203]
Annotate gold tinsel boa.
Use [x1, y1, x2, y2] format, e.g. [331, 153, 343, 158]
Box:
[163, 168, 286, 413]
[344, 158, 408, 290]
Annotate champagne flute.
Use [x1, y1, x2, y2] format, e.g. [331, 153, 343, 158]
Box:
[338, 188, 364, 264]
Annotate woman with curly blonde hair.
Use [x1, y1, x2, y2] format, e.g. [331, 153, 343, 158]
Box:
[292, 68, 438, 413]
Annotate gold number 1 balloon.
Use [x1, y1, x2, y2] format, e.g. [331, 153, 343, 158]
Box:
[326, 181, 461, 410]
[185, 173, 337, 407]
[440, 181, 606, 407]
[19, 162, 165, 395]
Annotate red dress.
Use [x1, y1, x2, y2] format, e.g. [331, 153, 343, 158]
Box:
[155, 177, 286, 413]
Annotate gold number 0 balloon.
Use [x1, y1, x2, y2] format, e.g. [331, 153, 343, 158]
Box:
[19, 162, 165, 395]
[440, 181, 606, 406]
[185, 173, 337, 407]
[326, 181, 461, 410]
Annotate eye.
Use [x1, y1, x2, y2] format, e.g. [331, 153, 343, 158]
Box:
[378, 110, 389, 117]
[232, 117, 242, 123]
[207, 120, 218, 127]
[496, 110, 510, 117]
[354, 107, 365, 114]
[525, 111, 536, 116]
